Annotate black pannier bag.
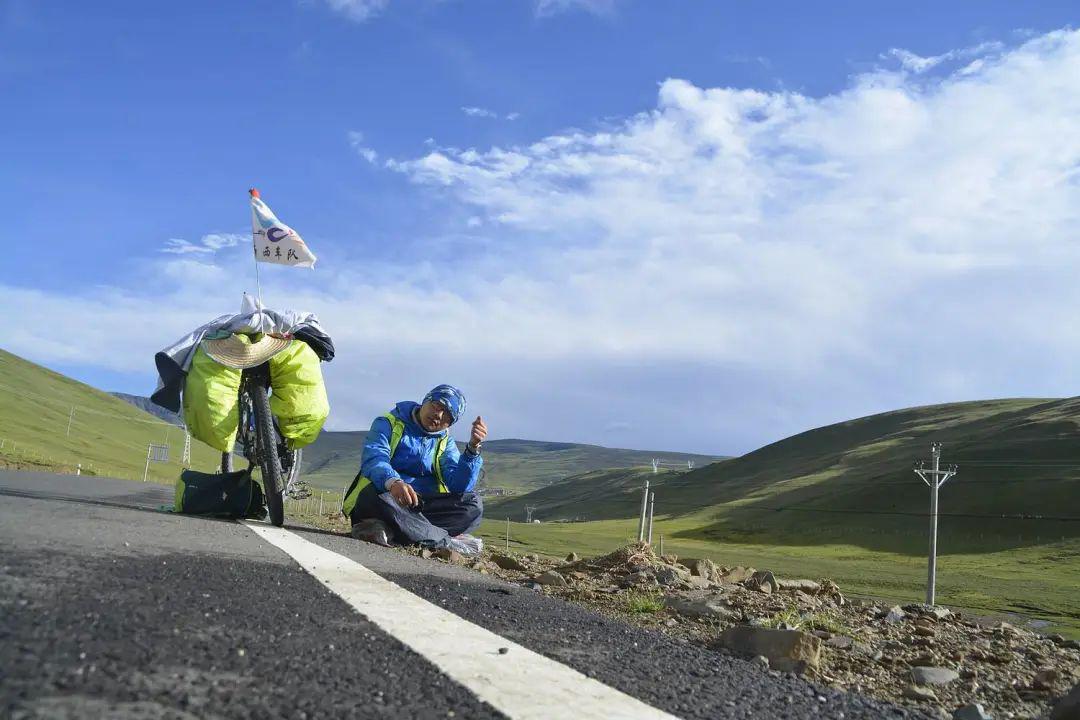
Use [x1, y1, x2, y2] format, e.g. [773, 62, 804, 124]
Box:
[174, 468, 267, 519]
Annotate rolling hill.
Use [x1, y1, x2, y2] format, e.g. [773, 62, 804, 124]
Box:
[495, 398, 1080, 554]
[0, 349, 224, 482]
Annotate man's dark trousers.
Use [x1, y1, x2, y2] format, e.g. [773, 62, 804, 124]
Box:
[349, 480, 483, 547]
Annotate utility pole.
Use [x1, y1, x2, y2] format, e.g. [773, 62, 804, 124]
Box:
[505, 517, 510, 551]
[914, 442, 957, 606]
[646, 491, 655, 545]
[687, 460, 694, 470]
[651, 458, 659, 474]
[525, 505, 536, 523]
[637, 479, 650, 542]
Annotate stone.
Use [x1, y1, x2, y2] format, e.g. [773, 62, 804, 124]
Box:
[564, 552, 580, 563]
[420, 548, 433, 559]
[716, 626, 822, 675]
[1034, 667, 1062, 690]
[655, 565, 690, 587]
[490, 554, 529, 571]
[794, 591, 820, 608]
[885, 606, 906, 624]
[746, 570, 778, 595]
[903, 684, 938, 701]
[659, 554, 678, 564]
[916, 626, 936, 637]
[911, 666, 960, 686]
[777, 579, 821, 593]
[685, 575, 711, 590]
[534, 571, 567, 587]
[723, 566, 756, 584]
[433, 548, 466, 565]
[952, 704, 991, 720]
[752, 655, 770, 670]
[1052, 682, 1080, 720]
[826, 635, 855, 650]
[665, 592, 739, 620]
[686, 558, 717, 579]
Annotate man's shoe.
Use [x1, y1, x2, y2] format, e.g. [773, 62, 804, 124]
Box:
[351, 519, 393, 547]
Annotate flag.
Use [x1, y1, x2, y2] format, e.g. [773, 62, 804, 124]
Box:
[250, 188, 317, 268]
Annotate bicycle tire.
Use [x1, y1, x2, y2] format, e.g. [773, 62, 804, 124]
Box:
[221, 451, 234, 473]
[249, 384, 285, 527]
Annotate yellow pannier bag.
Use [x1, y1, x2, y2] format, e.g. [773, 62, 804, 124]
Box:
[182, 346, 242, 453]
[269, 340, 329, 449]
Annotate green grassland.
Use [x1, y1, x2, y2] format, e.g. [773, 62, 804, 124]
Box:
[0, 349, 224, 482]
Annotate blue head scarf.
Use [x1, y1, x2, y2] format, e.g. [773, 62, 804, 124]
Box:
[422, 384, 467, 425]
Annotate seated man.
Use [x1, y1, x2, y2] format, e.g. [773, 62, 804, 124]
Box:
[343, 384, 487, 553]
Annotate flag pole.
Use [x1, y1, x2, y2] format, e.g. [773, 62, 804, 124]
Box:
[249, 188, 264, 312]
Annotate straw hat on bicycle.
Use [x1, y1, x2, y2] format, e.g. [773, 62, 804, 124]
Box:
[202, 333, 292, 369]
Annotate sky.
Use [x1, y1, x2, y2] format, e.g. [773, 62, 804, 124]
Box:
[2, 1, 1079, 455]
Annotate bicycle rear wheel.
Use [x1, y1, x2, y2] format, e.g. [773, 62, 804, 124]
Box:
[249, 384, 285, 527]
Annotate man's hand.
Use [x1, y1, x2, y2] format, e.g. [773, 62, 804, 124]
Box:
[468, 416, 487, 452]
[388, 479, 419, 508]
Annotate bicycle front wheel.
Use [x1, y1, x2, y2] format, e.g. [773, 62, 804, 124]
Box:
[249, 384, 285, 527]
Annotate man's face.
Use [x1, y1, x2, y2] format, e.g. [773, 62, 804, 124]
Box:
[418, 400, 452, 432]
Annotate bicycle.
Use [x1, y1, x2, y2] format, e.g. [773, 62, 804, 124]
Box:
[219, 361, 303, 526]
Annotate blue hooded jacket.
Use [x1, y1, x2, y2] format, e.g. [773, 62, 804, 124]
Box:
[359, 401, 483, 496]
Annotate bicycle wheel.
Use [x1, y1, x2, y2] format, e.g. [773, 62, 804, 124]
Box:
[221, 451, 234, 473]
[249, 384, 285, 527]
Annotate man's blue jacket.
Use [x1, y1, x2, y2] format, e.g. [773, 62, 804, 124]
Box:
[360, 401, 483, 496]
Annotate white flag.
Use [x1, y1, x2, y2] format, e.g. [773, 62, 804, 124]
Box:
[250, 189, 316, 268]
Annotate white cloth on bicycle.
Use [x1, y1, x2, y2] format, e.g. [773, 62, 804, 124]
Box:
[151, 293, 332, 413]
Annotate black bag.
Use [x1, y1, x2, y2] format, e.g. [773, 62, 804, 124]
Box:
[174, 468, 266, 519]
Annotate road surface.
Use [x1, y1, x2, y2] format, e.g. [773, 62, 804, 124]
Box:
[0, 471, 929, 719]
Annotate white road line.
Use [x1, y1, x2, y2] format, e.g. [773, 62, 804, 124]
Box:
[244, 523, 681, 720]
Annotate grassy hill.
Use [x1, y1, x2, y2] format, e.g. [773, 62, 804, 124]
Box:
[500, 398, 1080, 551]
[480, 398, 1080, 636]
[298, 430, 722, 494]
[0, 349, 224, 482]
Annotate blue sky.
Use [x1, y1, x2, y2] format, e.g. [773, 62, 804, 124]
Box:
[3, 1, 1079, 454]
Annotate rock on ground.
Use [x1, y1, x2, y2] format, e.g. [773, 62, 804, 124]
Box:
[716, 626, 821, 675]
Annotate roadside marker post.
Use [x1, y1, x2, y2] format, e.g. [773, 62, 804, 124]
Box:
[646, 492, 655, 545]
[637, 479, 650, 542]
[914, 442, 957, 606]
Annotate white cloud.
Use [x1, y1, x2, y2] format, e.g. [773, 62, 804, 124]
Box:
[321, 0, 389, 23]
[162, 233, 244, 255]
[462, 106, 498, 119]
[535, 0, 617, 17]
[348, 130, 379, 163]
[7, 29, 1080, 454]
[462, 106, 519, 121]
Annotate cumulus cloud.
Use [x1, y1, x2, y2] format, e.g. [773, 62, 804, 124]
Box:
[7, 30, 1080, 454]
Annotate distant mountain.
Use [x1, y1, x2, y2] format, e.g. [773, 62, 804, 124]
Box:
[110, 393, 184, 426]
[299, 431, 724, 493]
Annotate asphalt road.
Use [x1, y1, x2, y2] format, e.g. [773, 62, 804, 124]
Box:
[0, 471, 930, 719]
